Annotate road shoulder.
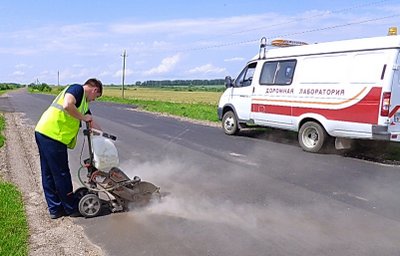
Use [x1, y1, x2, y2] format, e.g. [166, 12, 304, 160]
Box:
[0, 112, 103, 256]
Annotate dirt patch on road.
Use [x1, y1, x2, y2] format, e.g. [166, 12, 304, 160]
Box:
[0, 112, 103, 256]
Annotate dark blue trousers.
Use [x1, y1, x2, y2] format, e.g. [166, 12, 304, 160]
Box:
[35, 131, 77, 215]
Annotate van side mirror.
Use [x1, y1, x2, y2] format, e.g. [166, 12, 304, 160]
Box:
[225, 76, 233, 88]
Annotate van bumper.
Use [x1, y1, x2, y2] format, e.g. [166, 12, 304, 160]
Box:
[372, 125, 391, 140]
[217, 107, 223, 120]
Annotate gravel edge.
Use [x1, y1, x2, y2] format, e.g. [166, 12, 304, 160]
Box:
[0, 112, 104, 256]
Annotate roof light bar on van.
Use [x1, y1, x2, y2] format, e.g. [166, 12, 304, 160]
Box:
[388, 27, 397, 36]
[271, 39, 308, 47]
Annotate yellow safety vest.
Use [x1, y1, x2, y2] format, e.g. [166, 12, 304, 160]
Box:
[35, 85, 89, 149]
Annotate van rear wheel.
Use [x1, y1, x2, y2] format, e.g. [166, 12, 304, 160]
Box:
[298, 121, 327, 153]
[222, 111, 239, 135]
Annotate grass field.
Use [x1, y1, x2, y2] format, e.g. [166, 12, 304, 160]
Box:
[0, 114, 29, 256]
[99, 95, 220, 122]
[103, 87, 223, 105]
[96, 87, 223, 122]
[46, 86, 224, 122]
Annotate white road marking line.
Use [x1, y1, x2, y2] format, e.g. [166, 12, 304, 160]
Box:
[332, 191, 369, 202]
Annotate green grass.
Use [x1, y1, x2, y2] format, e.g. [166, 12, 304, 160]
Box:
[99, 96, 219, 122]
[103, 87, 223, 105]
[0, 182, 29, 256]
[100, 87, 221, 122]
[0, 114, 29, 256]
[41, 86, 222, 123]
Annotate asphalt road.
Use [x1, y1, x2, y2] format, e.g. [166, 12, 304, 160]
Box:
[3, 90, 400, 255]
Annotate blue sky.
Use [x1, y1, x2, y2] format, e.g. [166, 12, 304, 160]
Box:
[1, 0, 399, 85]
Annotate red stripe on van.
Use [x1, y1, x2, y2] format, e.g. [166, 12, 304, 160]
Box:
[389, 105, 400, 118]
[251, 87, 382, 124]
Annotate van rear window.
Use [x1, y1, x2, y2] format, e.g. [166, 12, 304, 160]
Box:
[260, 60, 296, 85]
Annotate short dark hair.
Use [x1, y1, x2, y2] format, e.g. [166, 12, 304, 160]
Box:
[84, 78, 103, 96]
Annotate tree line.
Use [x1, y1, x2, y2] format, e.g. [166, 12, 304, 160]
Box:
[12, 78, 227, 91]
[133, 79, 225, 87]
[0, 83, 22, 90]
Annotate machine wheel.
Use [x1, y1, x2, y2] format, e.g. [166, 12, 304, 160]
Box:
[79, 193, 101, 218]
[298, 121, 327, 153]
[74, 187, 89, 201]
[222, 110, 239, 135]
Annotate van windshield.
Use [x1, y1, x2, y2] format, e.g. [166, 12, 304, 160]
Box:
[235, 62, 257, 87]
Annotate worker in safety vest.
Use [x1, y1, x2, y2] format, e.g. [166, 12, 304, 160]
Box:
[35, 78, 103, 219]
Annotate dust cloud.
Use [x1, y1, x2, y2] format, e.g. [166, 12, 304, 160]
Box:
[117, 157, 400, 255]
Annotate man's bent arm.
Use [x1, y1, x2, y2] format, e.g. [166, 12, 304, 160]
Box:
[63, 93, 91, 122]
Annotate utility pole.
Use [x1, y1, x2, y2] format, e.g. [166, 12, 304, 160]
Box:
[57, 70, 60, 86]
[121, 49, 127, 99]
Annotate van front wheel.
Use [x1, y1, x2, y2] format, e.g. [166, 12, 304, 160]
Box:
[298, 121, 327, 153]
[222, 111, 239, 135]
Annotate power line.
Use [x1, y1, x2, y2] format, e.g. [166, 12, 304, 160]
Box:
[222, 0, 394, 38]
[180, 13, 400, 52]
[192, 0, 394, 44]
[270, 14, 400, 41]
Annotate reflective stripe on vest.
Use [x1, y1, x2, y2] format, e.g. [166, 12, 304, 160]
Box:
[35, 85, 88, 149]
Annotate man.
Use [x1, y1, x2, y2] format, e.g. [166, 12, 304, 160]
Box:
[35, 78, 102, 219]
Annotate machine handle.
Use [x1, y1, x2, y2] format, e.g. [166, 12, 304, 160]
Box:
[83, 121, 92, 136]
[101, 132, 117, 141]
[85, 121, 92, 129]
[84, 121, 94, 166]
[85, 121, 117, 141]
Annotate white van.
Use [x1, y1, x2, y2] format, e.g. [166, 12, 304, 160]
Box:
[217, 35, 400, 152]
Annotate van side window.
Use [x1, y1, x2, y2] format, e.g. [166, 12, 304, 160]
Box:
[260, 60, 296, 85]
[234, 62, 257, 87]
